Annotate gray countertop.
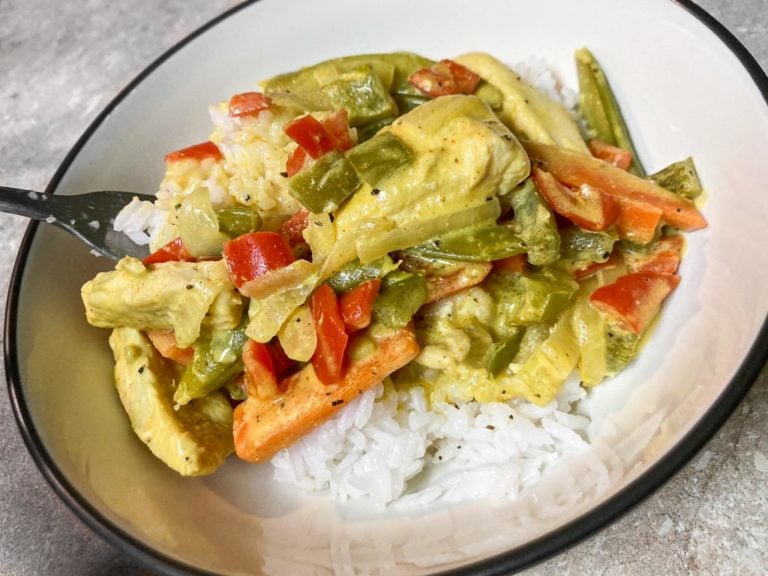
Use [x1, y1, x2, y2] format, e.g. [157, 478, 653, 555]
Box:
[1, 1, 766, 574]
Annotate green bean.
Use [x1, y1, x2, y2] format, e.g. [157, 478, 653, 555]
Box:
[575, 48, 645, 176]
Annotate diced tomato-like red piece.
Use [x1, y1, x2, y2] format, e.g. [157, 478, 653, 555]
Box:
[164, 141, 222, 163]
[532, 167, 620, 231]
[284, 114, 340, 159]
[228, 92, 272, 117]
[340, 278, 381, 332]
[588, 139, 633, 171]
[310, 284, 349, 385]
[590, 272, 681, 334]
[142, 237, 192, 265]
[223, 231, 296, 288]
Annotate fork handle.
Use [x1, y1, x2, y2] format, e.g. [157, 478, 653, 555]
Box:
[0, 186, 60, 221]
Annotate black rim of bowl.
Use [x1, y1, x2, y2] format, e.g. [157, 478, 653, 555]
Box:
[5, 1, 768, 575]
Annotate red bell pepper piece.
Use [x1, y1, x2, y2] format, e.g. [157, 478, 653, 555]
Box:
[285, 146, 309, 177]
[532, 167, 621, 232]
[228, 92, 272, 117]
[625, 235, 684, 275]
[223, 231, 296, 288]
[284, 110, 353, 174]
[279, 210, 310, 248]
[573, 252, 620, 280]
[242, 339, 280, 399]
[142, 237, 192, 265]
[589, 272, 680, 334]
[409, 59, 481, 98]
[340, 278, 381, 332]
[320, 110, 354, 151]
[284, 114, 340, 159]
[310, 284, 349, 385]
[164, 141, 222, 163]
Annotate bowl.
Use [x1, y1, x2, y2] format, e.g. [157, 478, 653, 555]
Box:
[5, 0, 768, 574]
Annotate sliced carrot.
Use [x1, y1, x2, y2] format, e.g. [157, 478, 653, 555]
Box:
[523, 141, 707, 231]
[233, 327, 419, 463]
[588, 139, 633, 171]
[615, 197, 663, 244]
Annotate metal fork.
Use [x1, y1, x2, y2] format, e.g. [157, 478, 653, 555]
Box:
[0, 186, 154, 260]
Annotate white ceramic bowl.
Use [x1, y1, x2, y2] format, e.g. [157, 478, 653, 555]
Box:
[6, 0, 768, 574]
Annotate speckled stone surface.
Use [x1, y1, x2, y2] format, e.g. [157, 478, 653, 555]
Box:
[1, 1, 766, 575]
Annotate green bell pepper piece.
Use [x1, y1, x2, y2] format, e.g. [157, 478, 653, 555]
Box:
[560, 227, 617, 270]
[346, 132, 411, 187]
[485, 266, 578, 332]
[215, 207, 262, 238]
[321, 65, 399, 126]
[373, 270, 427, 328]
[355, 117, 397, 143]
[605, 323, 639, 374]
[510, 179, 561, 265]
[288, 151, 360, 213]
[174, 317, 249, 405]
[649, 157, 702, 200]
[486, 327, 526, 376]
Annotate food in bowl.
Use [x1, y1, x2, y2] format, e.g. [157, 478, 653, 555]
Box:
[79, 49, 706, 505]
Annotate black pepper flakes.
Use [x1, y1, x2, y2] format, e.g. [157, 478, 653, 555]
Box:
[371, 188, 381, 196]
[332, 399, 344, 406]
[280, 171, 288, 178]
[138, 366, 145, 374]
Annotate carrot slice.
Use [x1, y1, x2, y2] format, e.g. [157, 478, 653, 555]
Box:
[233, 327, 419, 463]
[523, 141, 707, 231]
[614, 197, 663, 244]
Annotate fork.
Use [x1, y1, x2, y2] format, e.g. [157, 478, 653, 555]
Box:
[0, 186, 154, 260]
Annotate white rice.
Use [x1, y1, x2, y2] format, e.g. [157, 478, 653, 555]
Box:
[271, 379, 590, 508]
